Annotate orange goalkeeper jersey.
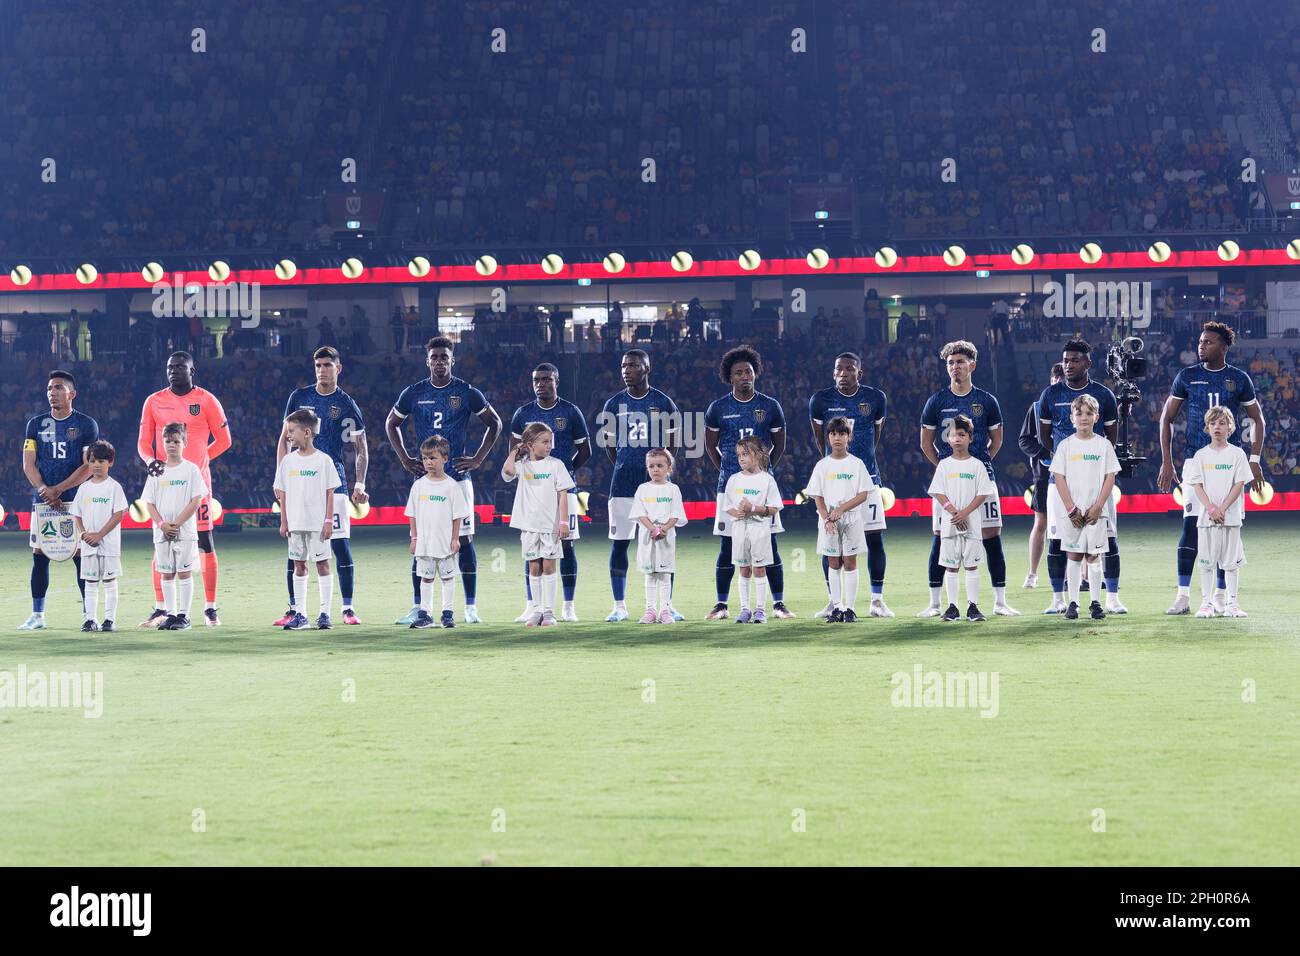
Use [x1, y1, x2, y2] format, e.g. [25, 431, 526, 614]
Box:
[138, 386, 231, 485]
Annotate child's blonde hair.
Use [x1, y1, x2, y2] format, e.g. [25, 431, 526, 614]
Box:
[735, 436, 769, 470]
[516, 422, 553, 459]
[1203, 405, 1236, 433]
[1070, 394, 1100, 416]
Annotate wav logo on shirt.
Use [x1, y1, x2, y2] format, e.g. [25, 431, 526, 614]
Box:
[833, 472, 855, 480]
[1070, 453, 1102, 462]
[91, 496, 112, 504]
[948, 472, 978, 480]
[166, 479, 188, 487]
[290, 469, 318, 478]
[525, 472, 552, 480]
[426, 494, 448, 502]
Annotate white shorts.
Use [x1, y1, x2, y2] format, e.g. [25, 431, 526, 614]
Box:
[79, 553, 122, 581]
[932, 495, 1002, 534]
[457, 478, 476, 537]
[1047, 484, 1117, 542]
[564, 491, 580, 540]
[940, 533, 983, 569]
[521, 530, 562, 561]
[1196, 524, 1246, 570]
[714, 492, 784, 535]
[859, 488, 888, 533]
[155, 539, 198, 573]
[415, 555, 458, 579]
[635, 528, 678, 573]
[608, 496, 637, 540]
[731, 520, 775, 568]
[287, 531, 330, 563]
[1058, 516, 1112, 556]
[329, 492, 352, 539]
[817, 516, 868, 557]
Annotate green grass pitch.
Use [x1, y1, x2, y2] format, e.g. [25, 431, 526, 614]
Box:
[2, 515, 1297, 865]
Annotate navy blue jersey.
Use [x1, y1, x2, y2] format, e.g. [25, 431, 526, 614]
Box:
[1170, 363, 1257, 455]
[920, 386, 1004, 476]
[285, 386, 365, 493]
[511, 399, 590, 476]
[809, 384, 888, 480]
[705, 390, 786, 493]
[392, 377, 490, 482]
[600, 387, 680, 498]
[24, 410, 99, 503]
[1037, 379, 1119, 450]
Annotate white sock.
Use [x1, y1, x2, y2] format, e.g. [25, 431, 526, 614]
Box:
[177, 577, 193, 618]
[945, 569, 959, 605]
[657, 573, 672, 609]
[103, 580, 119, 621]
[1067, 561, 1082, 605]
[844, 568, 859, 611]
[828, 569, 842, 610]
[420, 579, 433, 613]
[1224, 569, 1239, 605]
[993, 585, 1006, 605]
[83, 581, 98, 621]
[965, 568, 981, 606]
[441, 576, 456, 612]
[542, 573, 557, 612]
[753, 576, 768, 611]
[1086, 561, 1103, 602]
[205, 601, 216, 611]
[929, 585, 943, 607]
[739, 575, 752, 611]
[162, 577, 177, 614]
[644, 573, 658, 609]
[1177, 584, 1190, 598]
[1200, 563, 1216, 604]
[529, 575, 542, 614]
[318, 574, 333, 615]
[292, 573, 307, 613]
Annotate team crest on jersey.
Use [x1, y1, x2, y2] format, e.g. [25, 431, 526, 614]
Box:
[970, 403, 984, 419]
[754, 409, 766, 423]
[449, 395, 462, 410]
[858, 402, 871, 417]
[189, 403, 201, 416]
[1225, 380, 1238, 393]
[329, 404, 342, 420]
[66, 427, 79, 440]
[555, 416, 567, 431]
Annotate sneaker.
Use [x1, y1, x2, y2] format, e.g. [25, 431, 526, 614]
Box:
[316, 613, 332, 630]
[1105, 596, 1128, 614]
[463, 606, 483, 624]
[561, 605, 579, 622]
[524, 611, 544, 628]
[966, 603, 986, 622]
[1195, 604, 1216, 619]
[1063, 602, 1080, 621]
[342, 609, 361, 625]
[814, 601, 835, 620]
[869, 599, 895, 618]
[992, 602, 1021, 616]
[204, 608, 221, 627]
[409, 610, 435, 629]
[1023, 573, 1038, 589]
[283, 612, 309, 631]
[540, 611, 558, 627]
[140, 609, 169, 629]
[18, 614, 46, 631]
[827, 608, 844, 624]
[100, 620, 114, 632]
[705, 602, 729, 621]
[605, 606, 628, 622]
[1089, 601, 1106, 621]
[751, 609, 767, 624]
[441, 610, 456, 628]
[841, 608, 857, 623]
[394, 606, 420, 626]
[1211, 591, 1228, 615]
[514, 606, 536, 623]
[916, 604, 943, 618]
[669, 608, 685, 622]
[735, 609, 753, 624]
[639, 608, 659, 624]
[1223, 605, 1248, 618]
[1166, 594, 1191, 615]
[940, 604, 961, 622]
[157, 614, 179, 631]
[657, 608, 674, 625]
[771, 602, 795, 619]
[1043, 597, 1067, 614]
[170, 614, 192, 631]
[81, 620, 99, 632]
